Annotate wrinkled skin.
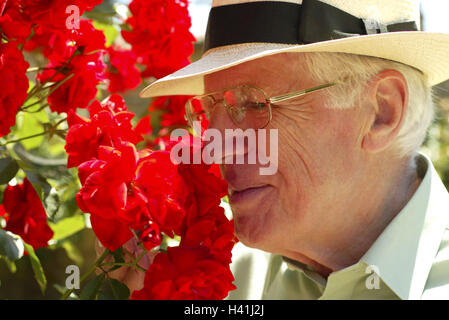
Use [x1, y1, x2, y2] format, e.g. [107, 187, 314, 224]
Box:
[204, 52, 420, 276]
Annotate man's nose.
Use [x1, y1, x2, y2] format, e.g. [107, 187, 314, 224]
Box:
[207, 103, 238, 135]
[205, 105, 252, 165]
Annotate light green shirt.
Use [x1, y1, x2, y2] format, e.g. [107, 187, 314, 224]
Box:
[226, 153, 449, 300]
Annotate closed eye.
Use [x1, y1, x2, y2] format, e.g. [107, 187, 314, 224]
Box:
[243, 102, 267, 111]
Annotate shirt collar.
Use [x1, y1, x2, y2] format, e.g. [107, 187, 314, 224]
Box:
[359, 152, 449, 299]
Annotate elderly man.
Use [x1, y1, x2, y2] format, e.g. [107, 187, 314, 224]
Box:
[135, 0, 449, 299]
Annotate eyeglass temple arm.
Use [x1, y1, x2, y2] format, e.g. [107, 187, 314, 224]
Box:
[268, 82, 337, 104]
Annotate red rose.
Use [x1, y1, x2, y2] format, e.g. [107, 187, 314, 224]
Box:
[0, 0, 32, 42]
[122, 0, 195, 79]
[38, 54, 105, 113]
[76, 142, 144, 251]
[21, 0, 102, 31]
[135, 115, 153, 145]
[22, 24, 52, 52]
[36, 19, 106, 113]
[77, 142, 141, 220]
[136, 150, 189, 237]
[139, 220, 161, 251]
[209, 164, 223, 179]
[1, 178, 54, 250]
[135, 95, 191, 148]
[163, 137, 228, 222]
[149, 95, 191, 128]
[181, 206, 237, 265]
[20, 1, 102, 52]
[138, 31, 194, 79]
[77, 142, 186, 251]
[43, 19, 106, 62]
[89, 214, 134, 254]
[65, 94, 142, 168]
[76, 143, 193, 251]
[131, 246, 236, 300]
[178, 160, 228, 219]
[0, 41, 29, 137]
[106, 46, 141, 93]
[0, 204, 8, 224]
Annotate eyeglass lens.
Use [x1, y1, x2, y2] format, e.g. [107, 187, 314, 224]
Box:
[186, 86, 271, 135]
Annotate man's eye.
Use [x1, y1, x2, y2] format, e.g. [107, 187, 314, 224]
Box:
[244, 102, 266, 111]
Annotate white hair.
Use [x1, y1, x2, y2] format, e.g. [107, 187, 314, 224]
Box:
[301, 52, 434, 158]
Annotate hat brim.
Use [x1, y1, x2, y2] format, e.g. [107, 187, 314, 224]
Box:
[140, 31, 449, 98]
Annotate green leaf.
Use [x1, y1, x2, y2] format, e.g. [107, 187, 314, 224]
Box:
[60, 240, 83, 265]
[84, 4, 117, 25]
[13, 143, 67, 168]
[98, 278, 130, 300]
[92, 21, 118, 47]
[47, 138, 66, 157]
[14, 110, 48, 150]
[27, 80, 35, 93]
[96, 88, 103, 100]
[80, 274, 105, 300]
[119, 23, 131, 32]
[53, 283, 67, 295]
[53, 196, 80, 222]
[47, 175, 81, 221]
[24, 170, 51, 202]
[111, 247, 124, 263]
[0, 156, 19, 184]
[44, 189, 60, 219]
[54, 283, 79, 300]
[0, 229, 24, 261]
[1, 256, 17, 273]
[108, 247, 124, 272]
[49, 214, 85, 241]
[84, 213, 92, 229]
[23, 242, 47, 294]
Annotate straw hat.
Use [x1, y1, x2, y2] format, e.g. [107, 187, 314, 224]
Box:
[140, 0, 449, 98]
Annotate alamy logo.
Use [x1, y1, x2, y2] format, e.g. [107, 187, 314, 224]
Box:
[169, 122, 279, 175]
[66, 5, 80, 30]
[65, 265, 80, 290]
[365, 265, 380, 290]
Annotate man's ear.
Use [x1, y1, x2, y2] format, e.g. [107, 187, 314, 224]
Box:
[362, 69, 408, 153]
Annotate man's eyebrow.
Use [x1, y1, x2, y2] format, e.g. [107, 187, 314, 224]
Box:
[204, 83, 259, 94]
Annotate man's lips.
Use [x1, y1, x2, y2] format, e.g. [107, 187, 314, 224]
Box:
[228, 183, 268, 195]
[228, 185, 271, 204]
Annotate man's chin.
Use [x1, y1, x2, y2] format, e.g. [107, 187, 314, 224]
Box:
[232, 208, 273, 250]
[229, 185, 278, 248]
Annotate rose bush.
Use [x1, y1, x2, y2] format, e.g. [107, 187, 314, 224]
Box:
[0, 0, 237, 300]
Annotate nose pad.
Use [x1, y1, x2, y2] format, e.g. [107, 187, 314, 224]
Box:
[227, 105, 246, 124]
[208, 102, 239, 132]
[205, 102, 245, 165]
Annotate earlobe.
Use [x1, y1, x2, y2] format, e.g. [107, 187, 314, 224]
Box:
[361, 70, 408, 153]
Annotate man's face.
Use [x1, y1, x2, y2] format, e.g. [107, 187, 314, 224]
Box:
[204, 53, 371, 255]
